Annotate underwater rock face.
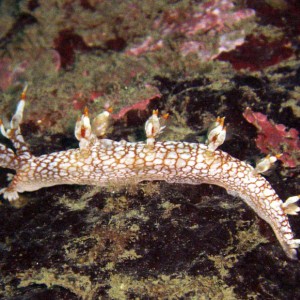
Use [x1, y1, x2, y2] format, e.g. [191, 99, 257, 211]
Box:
[0, 0, 300, 299]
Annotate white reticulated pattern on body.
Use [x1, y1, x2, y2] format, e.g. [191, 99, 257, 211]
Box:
[0, 89, 299, 260]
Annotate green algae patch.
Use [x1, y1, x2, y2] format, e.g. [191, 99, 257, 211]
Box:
[235, 220, 269, 254]
[17, 267, 100, 300]
[108, 273, 236, 299]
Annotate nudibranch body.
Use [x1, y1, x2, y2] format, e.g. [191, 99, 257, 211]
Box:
[0, 87, 299, 259]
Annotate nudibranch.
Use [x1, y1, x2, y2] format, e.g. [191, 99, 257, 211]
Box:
[0, 86, 299, 259]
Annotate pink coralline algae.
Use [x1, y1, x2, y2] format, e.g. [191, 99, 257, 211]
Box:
[0, 58, 28, 91]
[243, 107, 300, 168]
[154, 0, 254, 36]
[126, 0, 255, 60]
[111, 93, 161, 120]
[217, 34, 294, 71]
[0, 49, 61, 92]
[125, 36, 163, 56]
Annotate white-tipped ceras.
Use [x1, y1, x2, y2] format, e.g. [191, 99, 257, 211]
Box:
[0, 86, 299, 259]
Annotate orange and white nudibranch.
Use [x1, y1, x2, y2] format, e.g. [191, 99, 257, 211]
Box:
[0, 88, 299, 260]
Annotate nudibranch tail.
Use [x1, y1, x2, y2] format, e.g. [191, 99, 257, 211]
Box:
[0, 89, 299, 260]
